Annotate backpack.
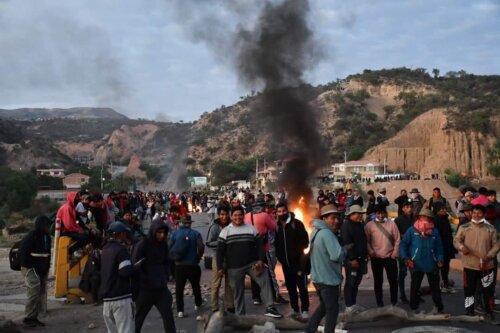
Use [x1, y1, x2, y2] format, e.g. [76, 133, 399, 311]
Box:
[169, 230, 193, 261]
[9, 240, 22, 271]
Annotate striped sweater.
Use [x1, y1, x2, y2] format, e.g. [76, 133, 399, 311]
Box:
[216, 223, 265, 269]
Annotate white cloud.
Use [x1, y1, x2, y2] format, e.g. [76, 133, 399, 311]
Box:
[0, 0, 498, 120]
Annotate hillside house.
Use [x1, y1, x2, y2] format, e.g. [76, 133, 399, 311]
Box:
[332, 160, 383, 181]
[36, 168, 65, 178]
[63, 173, 90, 190]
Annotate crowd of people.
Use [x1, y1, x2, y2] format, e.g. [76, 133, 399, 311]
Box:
[15, 184, 500, 331]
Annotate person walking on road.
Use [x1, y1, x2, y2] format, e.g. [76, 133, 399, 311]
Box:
[168, 215, 205, 318]
[19, 216, 52, 328]
[100, 222, 138, 333]
[305, 204, 347, 333]
[132, 218, 176, 332]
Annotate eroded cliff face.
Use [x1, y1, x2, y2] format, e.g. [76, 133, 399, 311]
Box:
[94, 124, 159, 164]
[364, 109, 495, 178]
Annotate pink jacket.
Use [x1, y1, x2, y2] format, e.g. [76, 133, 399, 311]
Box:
[365, 219, 400, 259]
[244, 212, 277, 252]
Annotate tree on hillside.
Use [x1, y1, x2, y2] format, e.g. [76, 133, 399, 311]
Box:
[432, 68, 440, 79]
[487, 140, 500, 177]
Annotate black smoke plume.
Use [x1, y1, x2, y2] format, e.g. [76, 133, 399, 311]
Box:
[173, 0, 328, 203]
[234, 0, 327, 204]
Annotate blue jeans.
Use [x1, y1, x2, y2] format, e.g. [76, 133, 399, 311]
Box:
[306, 284, 340, 333]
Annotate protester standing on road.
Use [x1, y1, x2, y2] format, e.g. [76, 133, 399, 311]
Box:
[100, 222, 137, 333]
[365, 205, 401, 307]
[216, 206, 282, 318]
[394, 200, 414, 303]
[305, 204, 346, 333]
[168, 215, 205, 318]
[433, 202, 457, 293]
[206, 205, 234, 313]
[394, 189, 409, 217]
[399, 208, 444, 314]
[19, 216, 51, 328]
[243, 197, 281, 305]
[409, 188, 427, 218]
[454, 205, 499, 323]
[341, 205, 368, 313]
[133, 218, 176, 332]
[274, 202, 310, 319]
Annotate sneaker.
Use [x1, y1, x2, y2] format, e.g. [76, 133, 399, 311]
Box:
[264, 306, 283, 318]
[344, 306, 356, 314]
[475, 304, 485, 314]
[253, 299, 262, 305]
[274, 295, 290, 304]
[22, 318, 37, 328]
[446, 287, 456, 294]
[495, 298, 500, 306]
[301, 311, 309, 319]
[400, 296, 409, 304]
[177, 312, 184, 318]
[226, 307, 235, 314]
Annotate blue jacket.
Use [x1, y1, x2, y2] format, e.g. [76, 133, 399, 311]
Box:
[169, 227, 204, 265]
[310, 219, 345, 286]
[399, 227, 444, 273]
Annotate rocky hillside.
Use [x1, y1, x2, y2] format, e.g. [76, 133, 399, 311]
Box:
[188, 68, 499, 180]
[0, 107, 127, 120]
[0, 68, 498, 186]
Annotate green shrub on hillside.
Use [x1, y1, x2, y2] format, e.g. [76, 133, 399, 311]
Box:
[444, 168, 469, 188]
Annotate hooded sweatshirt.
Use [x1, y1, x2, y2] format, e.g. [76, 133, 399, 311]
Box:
[132, 219, 170, 290]
[57, 192, 81, 233]
[309, 219, 345, 286]
[19, 216, 51, 275]
[206, 217, 231, 254]
[274, 212, 309, 268]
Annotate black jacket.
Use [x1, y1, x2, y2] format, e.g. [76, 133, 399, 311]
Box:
[275, 213, 309, 268]
[395, 214, 414, 238]
[434, 214, 456, 260]
[340, 218, 368, 261]
[19, 216, 51, 275]
[100, 239, 134, 302]
[132, 219, 170, 290]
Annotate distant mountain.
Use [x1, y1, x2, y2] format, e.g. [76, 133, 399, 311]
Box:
[0, 107, 128, 120]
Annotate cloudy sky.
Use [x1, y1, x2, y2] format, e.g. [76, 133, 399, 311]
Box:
[0, 0, 499, 121]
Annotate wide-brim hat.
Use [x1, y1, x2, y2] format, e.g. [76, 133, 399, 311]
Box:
[417, 208, 434, 218]
[378, 187, 387, 193]
[410, 188, 420, 194]
[320, 204, 340, 217]
[346, 204, 365, 216]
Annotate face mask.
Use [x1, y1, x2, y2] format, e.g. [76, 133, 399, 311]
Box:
[471, 218, 485, 224]
[278, 213, 289, 222]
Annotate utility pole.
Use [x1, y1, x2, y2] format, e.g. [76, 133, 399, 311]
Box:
[255, 158, 259, 190]
[100, 161, 104, 190]
[344, 151, 347, 164]
[383, 156, 387, 175]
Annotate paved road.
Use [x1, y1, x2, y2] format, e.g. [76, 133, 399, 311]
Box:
[2, 212, 499, 333]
